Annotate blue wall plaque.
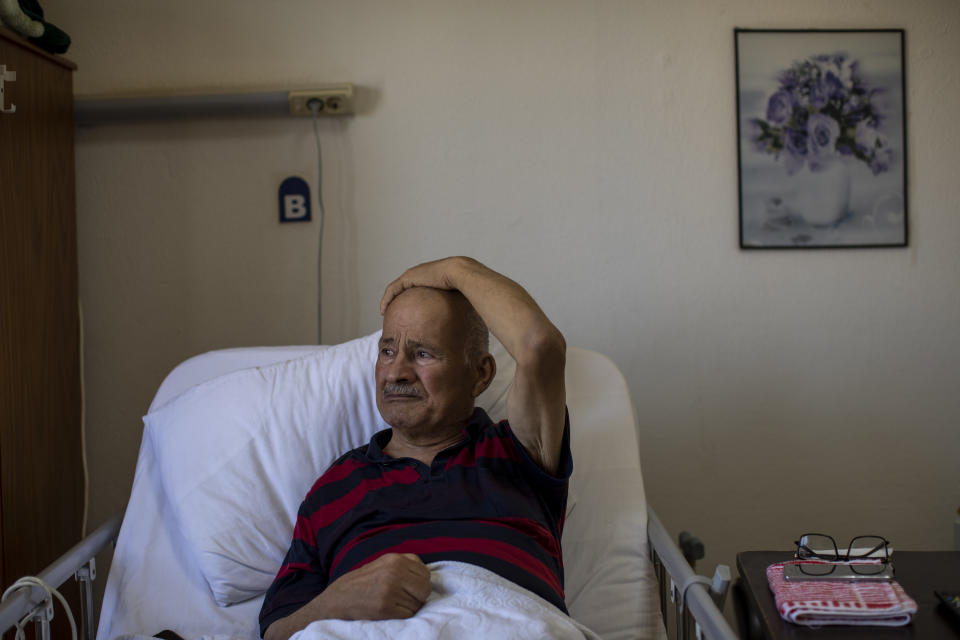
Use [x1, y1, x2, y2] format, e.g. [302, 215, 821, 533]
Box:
[278, 176, 311, 223]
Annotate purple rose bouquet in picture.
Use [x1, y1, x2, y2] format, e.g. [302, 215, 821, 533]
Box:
[736, 29, 906, 248]
[750, 54, 892, 177]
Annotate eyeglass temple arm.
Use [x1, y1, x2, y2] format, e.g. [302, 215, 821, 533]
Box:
[847, 539, 889, 559]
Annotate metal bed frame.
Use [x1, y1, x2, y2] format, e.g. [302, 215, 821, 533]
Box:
[0, 507, 737, 640]
[647, 509, 738, 640]
[0, 514, 121, 640]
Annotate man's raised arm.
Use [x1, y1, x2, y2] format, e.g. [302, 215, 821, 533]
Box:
[380, 256, 567, 475]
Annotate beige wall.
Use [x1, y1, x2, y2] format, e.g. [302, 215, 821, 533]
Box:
[47, 0, 959, 618]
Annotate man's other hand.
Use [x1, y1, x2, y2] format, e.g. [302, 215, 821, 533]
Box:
[263, 554, 431, 640]
[317, 553, 432, 620]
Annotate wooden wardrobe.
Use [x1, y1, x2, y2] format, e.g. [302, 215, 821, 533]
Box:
[0, 23, 84, 631]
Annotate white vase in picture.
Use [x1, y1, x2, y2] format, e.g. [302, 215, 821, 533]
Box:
[785, 159, 851, 227]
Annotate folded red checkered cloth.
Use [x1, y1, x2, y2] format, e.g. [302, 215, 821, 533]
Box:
[766, 561, 917, 627]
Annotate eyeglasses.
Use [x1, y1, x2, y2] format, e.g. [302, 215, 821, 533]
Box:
[790, 561, 893, 578]
[794, 533, 890, 562]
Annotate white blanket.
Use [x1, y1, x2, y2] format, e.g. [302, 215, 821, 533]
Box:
[292, 562, 600, 640]
[111, 562, 599, 640]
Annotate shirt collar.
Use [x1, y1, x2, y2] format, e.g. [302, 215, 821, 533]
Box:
[365, 407, 493, 462]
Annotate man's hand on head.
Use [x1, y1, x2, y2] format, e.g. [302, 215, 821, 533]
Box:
[263, 553, 432, 640]
[379, 256, 475, 315]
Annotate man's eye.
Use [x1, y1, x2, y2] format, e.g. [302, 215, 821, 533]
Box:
[381, 348, 394, 358]
[416, 351, 432, 359]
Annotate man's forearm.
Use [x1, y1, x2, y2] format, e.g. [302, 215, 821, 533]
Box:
[448, 258, 560, 359]
[263, 604, 319, 640]
[381, 256, 565, 367]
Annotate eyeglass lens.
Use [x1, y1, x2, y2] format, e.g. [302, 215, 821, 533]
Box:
[847, 536, 888, 560]
[850, 562, 888, 575]
[798, 562, 838, 576]
[797, 534, 839, 560]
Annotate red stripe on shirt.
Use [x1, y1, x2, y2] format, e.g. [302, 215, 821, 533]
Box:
[492, 517, 562, 558]
[444, 430, 521, 470]
[307, 466, 421, 530]
[348, 537, 565, 600]
[329, 521, 424, 572]
[329, 516, 561, 574]
[275, 561, 312, 581]
[293, 514, 315, 544]
[307, 458, 367, 497]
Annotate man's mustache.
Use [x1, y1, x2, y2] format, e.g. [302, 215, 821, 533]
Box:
[382, 383, 422, 397]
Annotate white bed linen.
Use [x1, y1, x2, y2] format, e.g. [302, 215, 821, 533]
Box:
[98, 343, 664, 640]
[290, 561, 600, 640]
[108, 562, 598, 640]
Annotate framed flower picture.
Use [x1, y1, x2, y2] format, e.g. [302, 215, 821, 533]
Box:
[735, 29, 907, 249]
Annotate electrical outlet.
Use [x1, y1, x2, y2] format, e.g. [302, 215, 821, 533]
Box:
[289, 85, 354, 116]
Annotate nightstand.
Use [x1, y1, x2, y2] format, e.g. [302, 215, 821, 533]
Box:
[734, 551, 960, 639]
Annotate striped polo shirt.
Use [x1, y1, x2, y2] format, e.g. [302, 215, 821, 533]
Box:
[258, 407, 572, 636]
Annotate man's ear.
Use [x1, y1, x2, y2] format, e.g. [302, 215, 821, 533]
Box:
[471, 353, 496, 398]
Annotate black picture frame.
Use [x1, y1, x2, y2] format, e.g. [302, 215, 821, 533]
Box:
[735, 29, 907, 249]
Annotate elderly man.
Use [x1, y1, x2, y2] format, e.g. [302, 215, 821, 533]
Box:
[259, 256, 569, 640]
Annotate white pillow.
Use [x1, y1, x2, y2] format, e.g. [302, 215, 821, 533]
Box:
[146, 332, 386, 606]
[146, 331, 525, 607]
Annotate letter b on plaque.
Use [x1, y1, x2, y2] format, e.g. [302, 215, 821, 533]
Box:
[278, 176, 311, 223]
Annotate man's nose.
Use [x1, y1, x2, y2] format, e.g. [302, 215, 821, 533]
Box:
[385, 351, 414, 381]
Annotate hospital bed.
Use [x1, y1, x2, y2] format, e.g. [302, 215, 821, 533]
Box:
[1, 333, 736, 640]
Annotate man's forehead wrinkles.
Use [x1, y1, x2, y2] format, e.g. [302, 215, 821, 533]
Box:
[379, 335, 441, 352]
[408, 338, 442, 352]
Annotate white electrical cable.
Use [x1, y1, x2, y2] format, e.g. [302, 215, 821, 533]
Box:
[309, 101, 326, 345]
[79, 297, 89, 537]
[1, 577, 77, 640]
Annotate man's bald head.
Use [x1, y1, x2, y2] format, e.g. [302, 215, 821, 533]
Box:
[385, 287, 489, 365]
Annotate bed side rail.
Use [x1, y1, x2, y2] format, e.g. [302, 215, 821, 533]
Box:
[0, 513, 123, 640]
[647, 506, 738, 640]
